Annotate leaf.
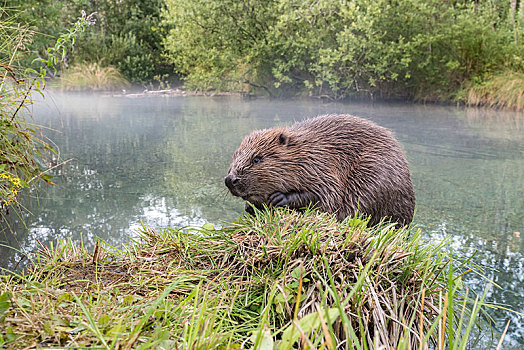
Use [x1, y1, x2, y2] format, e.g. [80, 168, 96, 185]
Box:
[105, 324, 125, 337]
[5, 327, 18, 342]
[250, 324, 274, 350]
[290, 265, 304, 280]
[455, 276, 464, 290]
[156, 340, 177, 350]
[202, 222, 215, 231]
[279, 307, 340, 350]
[274, 292, 293, 304]
[41, 174, 55, 185]
[19, 179, 29, 188]
[69, 324, 87, 335]
[0, 292, 11, 318]
[14, 296, 31, 310]
[51, 314, 69, 327]
[43, 320, 54, 336]
[275, 302, 284, 314]
[58, 293, 74, 302]
[98, 314, 110, 325]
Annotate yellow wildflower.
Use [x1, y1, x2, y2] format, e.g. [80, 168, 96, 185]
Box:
[1, 172, 22, 207]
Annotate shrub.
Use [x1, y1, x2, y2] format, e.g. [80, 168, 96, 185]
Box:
[163, 0, 523, 103]
[107, 33, 155, 83]
[163, 0, 277, 92]
[9, 0, 169, 85]
[1, 9, 93, 219]
[1, 12, 48, 215]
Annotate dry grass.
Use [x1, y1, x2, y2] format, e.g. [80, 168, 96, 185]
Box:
[0, 208, 497, 349]
[467, 71, 524, 111]
[60, 62, 130, 91]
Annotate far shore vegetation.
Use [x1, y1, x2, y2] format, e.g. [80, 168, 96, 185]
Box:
[0, 208, 508, 349]
[4, 0, 524, 110]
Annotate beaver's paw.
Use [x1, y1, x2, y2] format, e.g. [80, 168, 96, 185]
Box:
[268, 191, 292, 207]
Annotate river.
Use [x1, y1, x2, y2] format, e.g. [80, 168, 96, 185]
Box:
[1, 93, 523, 347]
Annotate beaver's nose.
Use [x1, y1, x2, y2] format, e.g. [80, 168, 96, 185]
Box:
[225, 174, 239, 189]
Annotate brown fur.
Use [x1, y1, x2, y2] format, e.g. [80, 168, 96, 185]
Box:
[225, 114, 415, 226]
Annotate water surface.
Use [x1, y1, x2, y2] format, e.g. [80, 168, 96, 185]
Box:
[1, 93, 523, 347]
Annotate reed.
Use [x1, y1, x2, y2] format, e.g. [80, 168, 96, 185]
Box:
[60, 62, 130, 91]
[467, 71, 524, 111]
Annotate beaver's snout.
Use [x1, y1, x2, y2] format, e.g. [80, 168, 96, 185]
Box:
[224, 174, 240, 191]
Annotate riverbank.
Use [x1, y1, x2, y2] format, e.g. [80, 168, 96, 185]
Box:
[0, 208, 501, 349]
[91, 82, 524, 112]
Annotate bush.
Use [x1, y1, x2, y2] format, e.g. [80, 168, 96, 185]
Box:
[1, 9, 93, 219]
[163, 0, 523, 102]
[163, 0, 277, 92]
[1, 11, 47, 214]
[107, 34, 155, 83]
[9, 0, 169, 85]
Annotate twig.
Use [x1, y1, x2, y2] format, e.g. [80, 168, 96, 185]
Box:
[28, 158, 76, 183]
[11, 78, 36, 122]
[495, 320, 510, 350]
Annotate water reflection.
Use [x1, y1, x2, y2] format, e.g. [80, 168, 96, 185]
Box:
[0, 93, 522, 348]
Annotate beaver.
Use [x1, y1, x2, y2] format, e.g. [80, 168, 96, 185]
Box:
[225, 114, 415, 226]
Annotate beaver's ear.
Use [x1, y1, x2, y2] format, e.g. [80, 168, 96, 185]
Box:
[278, 133, 289, 146]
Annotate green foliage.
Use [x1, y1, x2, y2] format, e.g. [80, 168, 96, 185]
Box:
[163, 0, 278, 92]
[32, 10, 97, 75]
[10, 0, 169, 84]
[1, 11, 46, 214]
[107, 33, 155, 83]
[163, 0, 523, 102]
[0, 9, 92, 218]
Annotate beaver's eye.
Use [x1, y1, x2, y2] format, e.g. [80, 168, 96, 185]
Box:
[252, 156, 261, 164]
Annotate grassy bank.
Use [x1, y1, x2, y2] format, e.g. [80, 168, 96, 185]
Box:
[466, 71, 524, 111]
[59, 63, 130, 91]
[0, 208, 497, 349]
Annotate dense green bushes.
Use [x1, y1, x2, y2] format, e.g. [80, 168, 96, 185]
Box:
[6, 0, 524, 103]
[10, 0, 168, 84]
[163, 0, 523, 102]
[1, 10, 45, 214]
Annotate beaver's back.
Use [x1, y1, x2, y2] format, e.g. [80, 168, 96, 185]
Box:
[292, 115, 414, 224]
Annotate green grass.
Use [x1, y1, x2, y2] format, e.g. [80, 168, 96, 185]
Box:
[0, 208, 505, 349]
[466, 71, 524, 111]
[60, 62, 130, 91]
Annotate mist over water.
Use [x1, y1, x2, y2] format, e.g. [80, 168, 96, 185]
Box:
[1, 92, 523, 348]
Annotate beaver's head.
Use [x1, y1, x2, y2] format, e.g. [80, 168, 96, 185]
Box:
[225, 127, 302, 206]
